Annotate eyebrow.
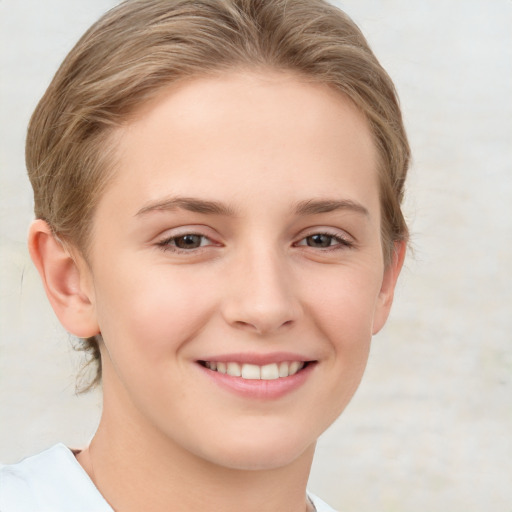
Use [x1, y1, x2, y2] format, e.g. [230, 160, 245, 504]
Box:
[293, 199, 369, 217]
[136, 196, 237, 217]
[136, 196, 369, 218]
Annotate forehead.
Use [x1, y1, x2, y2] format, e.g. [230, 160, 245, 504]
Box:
[100, 71, 379, 219]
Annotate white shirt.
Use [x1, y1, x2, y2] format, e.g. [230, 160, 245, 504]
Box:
[0, 444, 337, 511]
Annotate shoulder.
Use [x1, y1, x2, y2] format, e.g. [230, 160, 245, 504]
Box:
[308, 492, 339, 512]
[0, 444, 112, 512]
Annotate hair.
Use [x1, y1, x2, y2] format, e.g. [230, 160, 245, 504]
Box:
[26, 0, 410, 391]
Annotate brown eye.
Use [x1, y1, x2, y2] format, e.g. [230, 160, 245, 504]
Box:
[157, 232, 218, 253]
[305, 234, 334, 248]
[174, 234, 204, 249]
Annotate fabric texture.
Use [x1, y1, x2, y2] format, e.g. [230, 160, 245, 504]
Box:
[0, 444, 337, 511]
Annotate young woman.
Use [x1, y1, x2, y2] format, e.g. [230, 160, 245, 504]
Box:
[0, 1, 409, 510]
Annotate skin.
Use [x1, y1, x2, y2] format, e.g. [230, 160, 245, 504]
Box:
[29, 71, 405, 512]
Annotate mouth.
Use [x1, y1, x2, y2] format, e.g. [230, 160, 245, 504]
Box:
[198, 360, 314, 380]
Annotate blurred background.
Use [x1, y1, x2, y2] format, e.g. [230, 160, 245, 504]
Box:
[1, 1, 511, 510]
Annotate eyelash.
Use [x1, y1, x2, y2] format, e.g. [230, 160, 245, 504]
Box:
[157, 233, 215, 253]
[294, 232, 354, 251]
[156, 231, 353, 254]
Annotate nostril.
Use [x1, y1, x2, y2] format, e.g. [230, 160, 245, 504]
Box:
[233, 320, 254, 330]
[232, 318, 295, 335]
[221, 270, 301, 330]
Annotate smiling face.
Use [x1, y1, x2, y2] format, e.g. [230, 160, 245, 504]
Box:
[80, 71, 402, 470]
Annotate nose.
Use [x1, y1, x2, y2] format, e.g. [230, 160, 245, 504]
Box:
[221, 246, 302, 336]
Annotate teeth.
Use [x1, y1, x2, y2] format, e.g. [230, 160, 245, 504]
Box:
[205, 361, 306, 379]
[278, 362, 289, 377]
[289, 361, 302, 375]
[241, 364, 261, 380]
[260, 363, 279, 380]
[226, 362, 241, 377]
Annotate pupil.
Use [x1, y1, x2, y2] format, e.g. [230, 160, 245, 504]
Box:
[176, 235, 201, 249]
[308, 234, 331, 248]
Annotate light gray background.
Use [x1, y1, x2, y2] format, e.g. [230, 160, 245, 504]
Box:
[1, 1, 511, 511]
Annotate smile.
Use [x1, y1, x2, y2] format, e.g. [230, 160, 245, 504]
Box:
[200, 361, 307, 380]
[197, 357, 316, 399]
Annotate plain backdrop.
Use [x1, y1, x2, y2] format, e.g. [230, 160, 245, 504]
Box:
[1, 1, 511, 511]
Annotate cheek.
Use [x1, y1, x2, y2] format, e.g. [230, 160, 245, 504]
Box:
[305, 269, 381, 415]
[302, 265, 382, 349]
[92, 261, 218, 362]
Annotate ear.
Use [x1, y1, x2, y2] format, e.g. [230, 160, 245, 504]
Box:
[372, 241, 406, 335]
[28, 219, 100, 338]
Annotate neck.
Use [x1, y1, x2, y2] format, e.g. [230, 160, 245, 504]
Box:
[77, 385, 316, 512]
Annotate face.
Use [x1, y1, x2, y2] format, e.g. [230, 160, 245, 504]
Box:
[82, 71, 401, 470]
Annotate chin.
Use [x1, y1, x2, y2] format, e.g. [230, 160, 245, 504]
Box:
[192, 428, 317, 471]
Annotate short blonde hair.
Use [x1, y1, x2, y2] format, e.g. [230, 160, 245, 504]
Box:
[26, 0, 410, 389]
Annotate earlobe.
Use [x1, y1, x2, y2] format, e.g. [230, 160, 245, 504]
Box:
[28, 219, 100, 338]
[372, 241, 406, 335]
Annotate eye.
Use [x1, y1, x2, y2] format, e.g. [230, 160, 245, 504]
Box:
[304, 234, 336, 248]
[295, 232, 353, 250]
[158, 233, 213, 251]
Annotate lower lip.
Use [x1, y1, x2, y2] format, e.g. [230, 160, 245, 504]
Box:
[197, 362, 315, 400]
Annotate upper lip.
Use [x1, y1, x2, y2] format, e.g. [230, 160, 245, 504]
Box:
[197, 352, 316, 365]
